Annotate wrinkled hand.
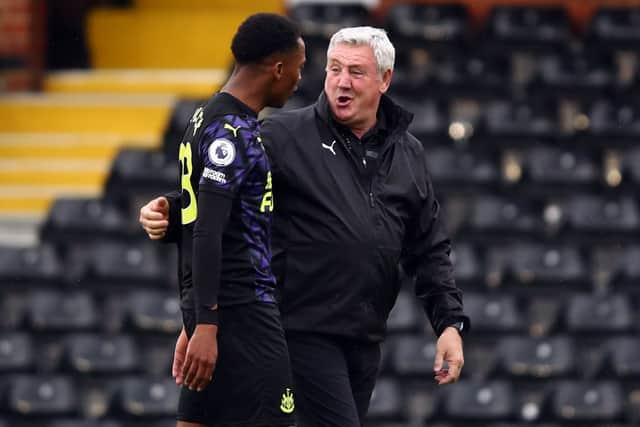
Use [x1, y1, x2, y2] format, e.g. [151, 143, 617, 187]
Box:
[433, 327, 464, 385]
[182, 324, 218, 392]
[139, 197, 170, 240]
[172, 328, 188, 385]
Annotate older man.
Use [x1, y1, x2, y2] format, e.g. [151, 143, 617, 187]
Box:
[141, 26, 469, 427]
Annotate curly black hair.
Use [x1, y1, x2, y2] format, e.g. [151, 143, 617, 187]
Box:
[231, 13, 302, 65]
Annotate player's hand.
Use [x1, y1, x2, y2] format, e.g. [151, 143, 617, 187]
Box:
[139, 197, 170, 240]
[433, 326, 464, 385]
[172, 327, 188, 386]
[182, 324, 218, 392]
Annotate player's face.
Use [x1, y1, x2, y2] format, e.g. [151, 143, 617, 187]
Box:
[268, 38, 306, 108]
[325, 43, 391, 133]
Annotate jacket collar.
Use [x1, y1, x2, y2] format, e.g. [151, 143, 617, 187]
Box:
[313, 91, 414, 136]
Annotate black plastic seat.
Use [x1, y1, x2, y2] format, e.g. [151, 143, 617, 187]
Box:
[601, 336, 640, 378]
[78, 241, 167, 287]
[443, 381, 515, 420]
[63, 334, 138, 375]
[551, 381, 623, 422]
[390, 335, 436, 376]
[463, 293, 523, 333]
[47, 420, 123, 427]
[123, 290, 182, 334]
[525, 147, 599, 185]
[0, 332, 34, 372]
[451, 243, 482, 285]
[508, 244, 586, 286]
[367, 377, 403, 421]
[566, 195, 639, 233]
[495, 336, 575, 379]
[566, 294, 633, 334]
[27, 290, 97, 332]
[425, 148, 499, 187]
[41, 198, 132, 246]
[288, 3, 370, 40]
[0, 244, 62, 286]
[162, 98, 204, 160]
[105, 148, 177, 208]
[588, 7, 640, 46]
[486, 6, 570, 47]
[385, 3, 468, 45]
[588, 99, 640, 138]
[469, 196, 541, 236]
[485, 100, 557, 137]
[115, 377, 179, 418]
[6, 375, 77, 416]
[386, 291, 420, 333]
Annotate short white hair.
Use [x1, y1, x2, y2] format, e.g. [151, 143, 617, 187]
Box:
[327, 26, 395, 76]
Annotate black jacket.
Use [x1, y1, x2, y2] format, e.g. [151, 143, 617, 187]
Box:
[261, 92, 468, 342]
[166, 92, 469, 342]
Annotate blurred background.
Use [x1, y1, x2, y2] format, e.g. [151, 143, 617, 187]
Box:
[2, 0, 640, 426]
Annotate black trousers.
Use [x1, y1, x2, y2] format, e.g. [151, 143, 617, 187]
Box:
[286, 331, 381, 427]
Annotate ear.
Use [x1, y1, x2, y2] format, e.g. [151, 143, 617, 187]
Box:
[274, 61, 284, 80]
[379, 69, 392, 94]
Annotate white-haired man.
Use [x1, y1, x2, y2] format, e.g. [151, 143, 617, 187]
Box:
[141, 26, 469, 427]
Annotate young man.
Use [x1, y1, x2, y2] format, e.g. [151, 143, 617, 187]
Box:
[167, 13, 305, 427]
[141, 27, 468, 427]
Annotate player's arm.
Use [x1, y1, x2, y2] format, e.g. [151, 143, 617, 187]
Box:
[182, 117, 259, 391]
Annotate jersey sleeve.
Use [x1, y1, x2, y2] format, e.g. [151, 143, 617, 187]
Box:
[198, 115, 262, 196]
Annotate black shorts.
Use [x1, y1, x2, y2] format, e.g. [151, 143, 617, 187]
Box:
[178, 303, 296, 427]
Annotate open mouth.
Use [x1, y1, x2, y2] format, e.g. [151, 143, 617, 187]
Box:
[336, 95, 352, 107]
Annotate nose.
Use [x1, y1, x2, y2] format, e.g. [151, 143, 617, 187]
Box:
[337, 69, 351, 89]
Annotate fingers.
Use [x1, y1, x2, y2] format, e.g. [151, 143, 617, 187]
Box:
[182, 351, 215, 392]
[436, 359, 463, 385]
[139, 198, 170, 239]
[433, 349, 444, 373]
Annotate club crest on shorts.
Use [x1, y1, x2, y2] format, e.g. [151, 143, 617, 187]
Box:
[280, 388, 295, 414]
[208, 138, 235, 167]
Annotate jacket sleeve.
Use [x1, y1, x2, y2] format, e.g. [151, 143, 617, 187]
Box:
[154, 190, 181, 244]
[401, 153, 470, 337]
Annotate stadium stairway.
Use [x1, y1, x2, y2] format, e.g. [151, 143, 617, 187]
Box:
[1, 1, 285, 245]
[0, 93, 175, 245]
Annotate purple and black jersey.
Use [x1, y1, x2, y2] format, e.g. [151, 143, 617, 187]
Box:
[178, 92, 276, 312]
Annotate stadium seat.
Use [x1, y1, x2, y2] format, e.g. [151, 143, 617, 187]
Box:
[0, 332, 34, 372]
[565, 195, 639, 233]
[367, 378, 403, 421]
[485, 100, 558, 137]
[114, 377, 179, 418]
[47, 420, 123, 427]
[508, 244, 586, 286]
[600, 337, 640, 379]
[468, 196, 541, 236]
[566, 294, 633, 334]
[588, 7, 640, 46]
[0, 244, 62, 286]
[588, 99, 640, 138]
[41, 198, 133, 245]
[551, 381, 623, 422]
[6, 375, 77, 416]
[495, 336, 576, 379]
[424, 148, 499, 187]
[121, 290, 181, 334]
[523, 147, 599, 185]
[385, 3, 467, 45]
[77, 241, 167, 287]
[390, 335, 436, 376]
[105, 148, 177, 209]
[63, 334, 138, 375]
[27, 290, 97, 332]
[450, 243, 483, 286]
[443, 380, 515, 420]
[288, 3, 370, 40]
[403, 99, 449, 138]
[399, 380, 441, 424]
[162, 98, 204, 160]
[462, 293, 524, 333]
[387, 291, 420, 333]
[486, 6, 570, 47]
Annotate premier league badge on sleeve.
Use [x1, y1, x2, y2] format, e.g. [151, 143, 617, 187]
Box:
[209, 138, 236, 167]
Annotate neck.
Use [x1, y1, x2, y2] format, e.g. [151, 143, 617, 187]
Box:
[220, 67, 267, 114]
